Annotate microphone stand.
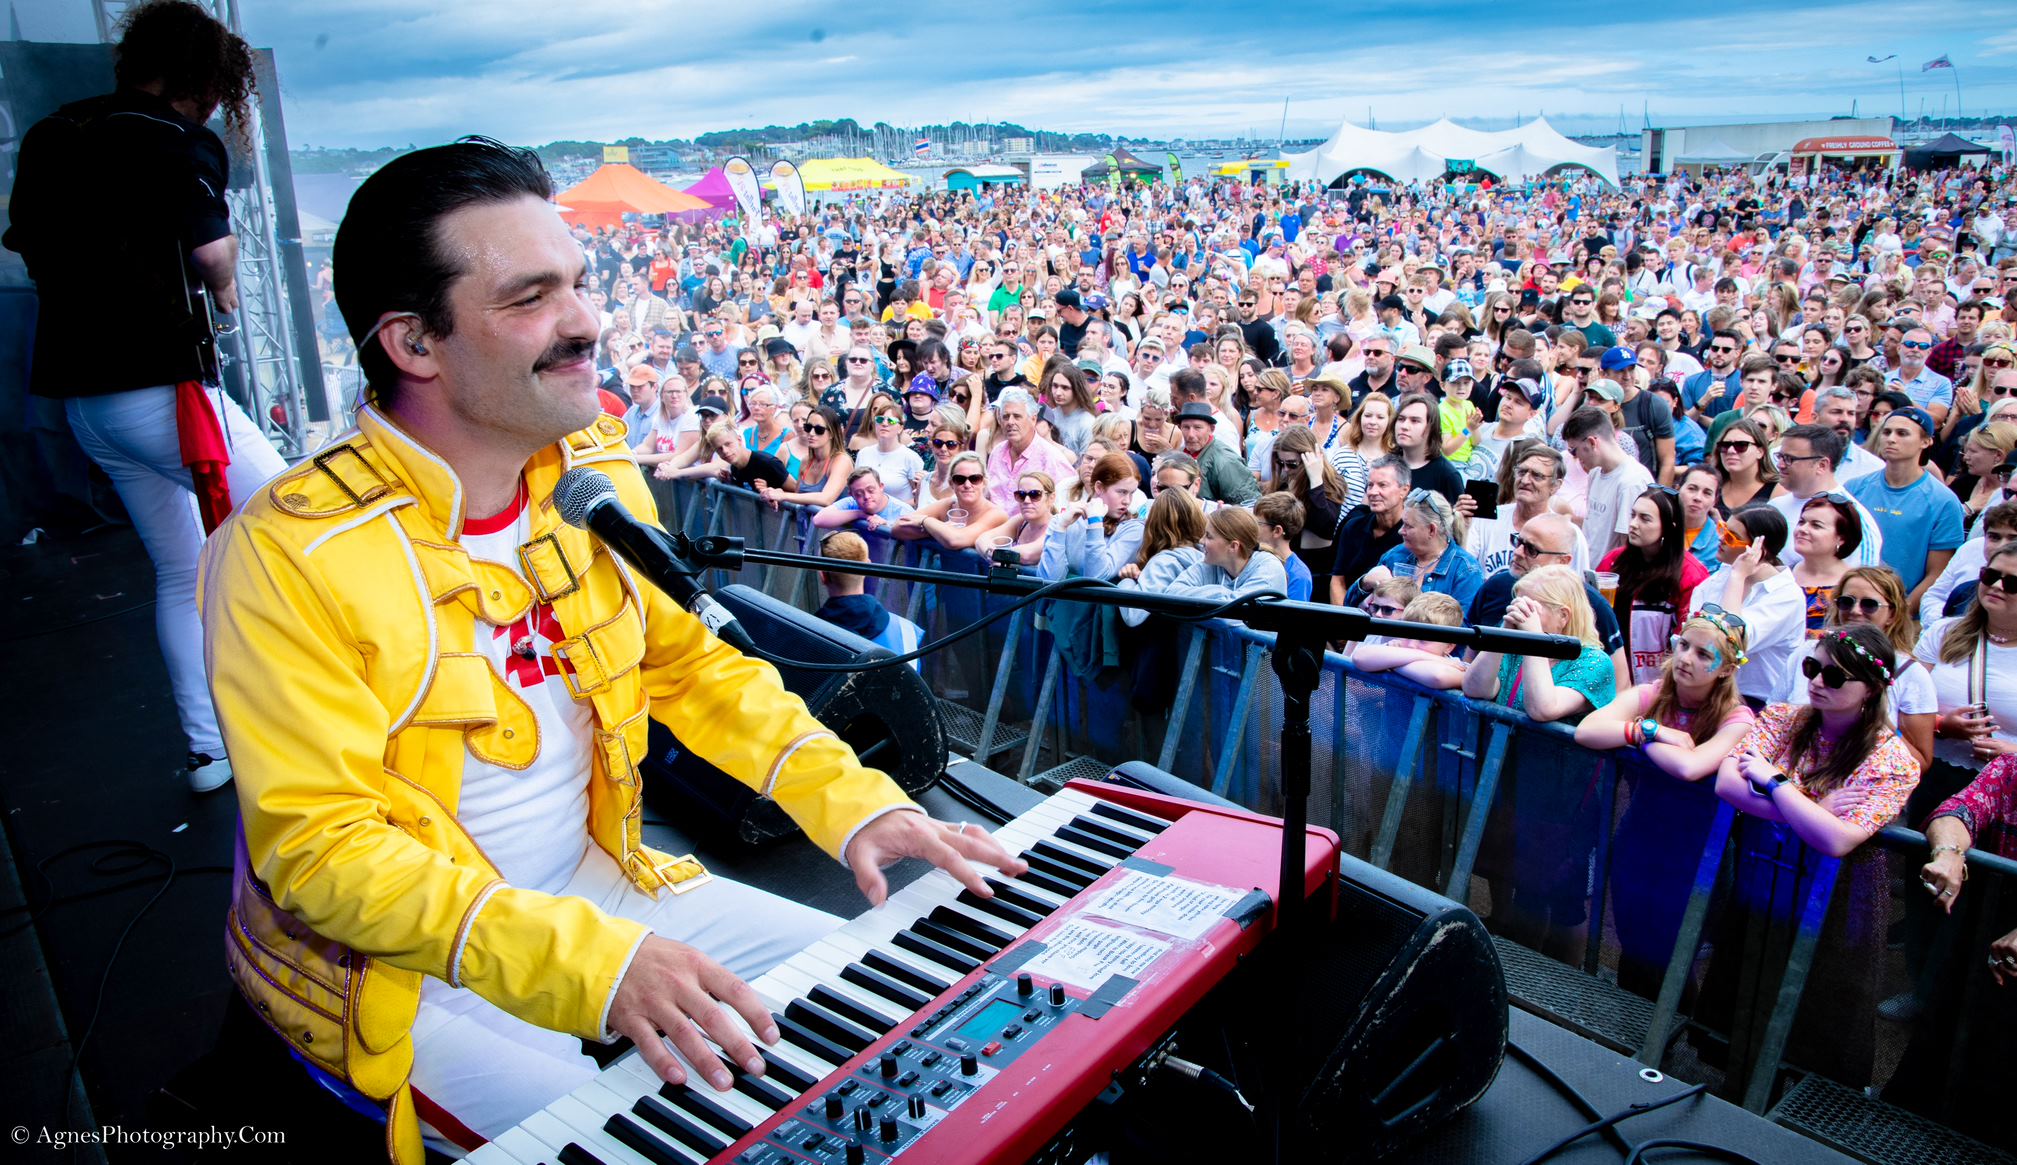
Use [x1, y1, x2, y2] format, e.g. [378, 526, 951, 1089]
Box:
[675, 531, 1580, 1161]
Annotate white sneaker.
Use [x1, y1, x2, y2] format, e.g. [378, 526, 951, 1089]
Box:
[186, 752, 234, 794]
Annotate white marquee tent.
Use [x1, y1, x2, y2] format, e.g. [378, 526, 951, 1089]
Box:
[1284, 117, 1620, 187]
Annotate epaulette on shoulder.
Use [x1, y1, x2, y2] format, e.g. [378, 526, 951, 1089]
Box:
[267, 440, 408, 520]
[564, 413, 635, 463]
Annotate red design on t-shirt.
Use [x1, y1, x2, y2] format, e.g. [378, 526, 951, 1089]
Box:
[492, 602, 575, 689]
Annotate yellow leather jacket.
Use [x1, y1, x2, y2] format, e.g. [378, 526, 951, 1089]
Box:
[200, 406, 915, 1163]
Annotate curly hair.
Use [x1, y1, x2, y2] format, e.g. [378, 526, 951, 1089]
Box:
[115, 2, 257, 149]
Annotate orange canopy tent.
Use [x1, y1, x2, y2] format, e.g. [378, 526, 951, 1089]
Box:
[555, 163, 711, 230]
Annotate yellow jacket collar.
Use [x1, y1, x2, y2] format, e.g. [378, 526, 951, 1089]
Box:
[356, 406, 616, 540]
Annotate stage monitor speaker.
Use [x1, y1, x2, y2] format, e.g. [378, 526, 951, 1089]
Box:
[1286, 852, 1506, 1159]
[1109, 853, 1504, 1164]
[641, 584, 945, 846]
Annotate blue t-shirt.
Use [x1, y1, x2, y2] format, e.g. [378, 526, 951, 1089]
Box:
[1375, 541, 1485, 614]
[1283, 553, 1313, 602]
[1846, 470, 1965, 590]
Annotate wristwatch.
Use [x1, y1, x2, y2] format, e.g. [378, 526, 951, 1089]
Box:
[1747, 769, 1788, 798]
[1638, 717, 1662, 746]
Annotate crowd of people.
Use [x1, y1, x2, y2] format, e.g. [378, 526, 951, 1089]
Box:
[318, 154, 2017, 1131]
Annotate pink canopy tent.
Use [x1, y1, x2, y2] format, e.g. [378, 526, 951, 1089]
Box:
[677, 168, 740, 221]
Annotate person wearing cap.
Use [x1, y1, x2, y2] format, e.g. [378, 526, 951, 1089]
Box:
[1847, 405, 1966, 607]
[1599, 346, 1677, 485]
[1054, 287, 1090, 358]
[1471, 379, 1550, 485]
[1437, 358, 1485, 466]
[1376, 295, 1420, 349]
[1395, 344, 1440, 399]
[1174, 401, 1260, 506]
[621, 362, 661, 450]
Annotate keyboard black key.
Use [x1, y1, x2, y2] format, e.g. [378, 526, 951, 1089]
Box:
[1027, 840, 1106, 879]
[910, 918, 993, 964]
[1055, 824, 1133, 861]
[842, 963, 932, 1012]
[927, 905, 1016, 951]
[1089, 800, 1170, 835]
[622, 1101, 722, 1158]
[809, 984, 897, 1034]
[1013, 864, 1084, 899]
[730, 1067, 795, 1111]
[893, 928, 981, 975]
[1071, 814, 1151, 848]
[957, 888, 1043, 930]
[864, 949, 951, 996]
[754, 1047, 817, 1094]
[653, 1082, 754, 1137]
[557, 1143, 609, 1165]
[984, 878, 1058, 916]
[787, 997, 877, 1055]
[773, 1010, 853, 1066]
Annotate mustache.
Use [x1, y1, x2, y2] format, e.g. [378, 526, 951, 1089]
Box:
[534, 337, 595, 372]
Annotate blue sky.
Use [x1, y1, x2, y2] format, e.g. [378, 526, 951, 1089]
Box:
[16, 0, 2015, 148]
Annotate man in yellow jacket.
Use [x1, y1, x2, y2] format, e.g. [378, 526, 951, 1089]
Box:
[200, 137, 1022, 1163]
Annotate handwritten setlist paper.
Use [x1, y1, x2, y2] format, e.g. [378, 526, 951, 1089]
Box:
[1085, 870, 1246, 941]
[1019, 920, 1170, 990]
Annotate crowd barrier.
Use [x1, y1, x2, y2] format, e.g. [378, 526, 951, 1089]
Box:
[649, 476, 2016, 1162]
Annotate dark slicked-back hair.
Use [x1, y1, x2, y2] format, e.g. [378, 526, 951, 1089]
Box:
[116, 1, 256, 146]
[334, 136, 553, 403]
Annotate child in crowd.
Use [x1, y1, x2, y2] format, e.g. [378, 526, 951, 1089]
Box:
[1253, 492, 1312, 602]
[1350, 592, 1468, 689]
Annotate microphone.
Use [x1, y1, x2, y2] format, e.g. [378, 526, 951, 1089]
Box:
[552, 468, 758, 655]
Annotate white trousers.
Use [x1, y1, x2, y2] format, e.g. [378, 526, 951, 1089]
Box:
[410, 844, 841, 1154]
[65, 385, 286, 757]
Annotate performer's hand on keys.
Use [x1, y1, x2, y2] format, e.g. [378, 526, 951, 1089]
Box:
[847, 810, 1029, 907]
[607, 937, 778, 1091]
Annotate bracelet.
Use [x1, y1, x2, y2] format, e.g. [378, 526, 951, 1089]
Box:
[1929, 844, 1967, 860]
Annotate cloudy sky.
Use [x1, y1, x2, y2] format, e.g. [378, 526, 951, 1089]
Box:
[17, 0, 2015, 148]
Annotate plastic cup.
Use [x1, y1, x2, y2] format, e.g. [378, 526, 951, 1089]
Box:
[1596, 571, 1619, 606]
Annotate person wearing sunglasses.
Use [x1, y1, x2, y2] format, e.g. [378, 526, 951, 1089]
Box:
[1782, 565, 1936, 771]
[1919, 541, 2017, 778]
[1885, 326, 1954, 428]
[1579, 608, 1756, 996]
[1682, 328, 1746, 422]
[1925, 300, 1985, 383]
[987, 472, 1057, 568]
[892, 450, 1009, 552]
[757, 404, 854, 510]
[848, 394, 926, 506]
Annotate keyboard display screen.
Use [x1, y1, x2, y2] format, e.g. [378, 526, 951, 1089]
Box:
[955, 999, 1023, 1046]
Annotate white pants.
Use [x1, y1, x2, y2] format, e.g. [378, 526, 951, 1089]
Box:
[410, 844, 841, 1154]
[65, 385, 286, 757]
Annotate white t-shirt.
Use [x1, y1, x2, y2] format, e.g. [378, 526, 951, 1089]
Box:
[1916, 616, 2017, 767]
[456, 491, 596, 896]
[853, 445, 927, 505]
[1466, 513, 1591, 578]
[1923, 536, 1986, 618]
[1696, 566, 1805, 704]
[1584, 455, 1655, 562]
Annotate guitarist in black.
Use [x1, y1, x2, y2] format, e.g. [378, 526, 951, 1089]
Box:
[4, 0, 285, 793]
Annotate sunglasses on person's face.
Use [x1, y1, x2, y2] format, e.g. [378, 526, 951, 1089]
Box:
[1981, 567, 2017, 596]
[739, 357, 759, 365]
[846, 356, 871, 364]
[1774, 354, 1799, 365]
[1901, 340, 1934, 351]
[1364, 601, 1405, 618]
[1987, 357, 2017, 370]
[1719, 439, 1759, 455]
[801, 422, 828, 435]
[1509, 531, 1568, 557]
[1845, 324, 1866, 333]
[1833, 594, 1889, 617]
[1801, 656, 1856, 689]
[950, 473, 985, 486]
[1709, 344, 1738, 355]
[873, 414, 901, 426]
[1012, 489, 1047, 502]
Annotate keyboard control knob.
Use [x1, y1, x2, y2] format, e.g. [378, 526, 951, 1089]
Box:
[824, 1094, 845, 1121]
[846, 1140, 866, 1165]
[1016, 972, 1034, 996]
[879, 1115, 900, 1143]
[1050, 983, 1067, 1006]
[960, 1052, 979, 1076]
[908, 1094, 927, 1119]
[854, 1106, 872, 1132]
[880, 1052, 899, 1078]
